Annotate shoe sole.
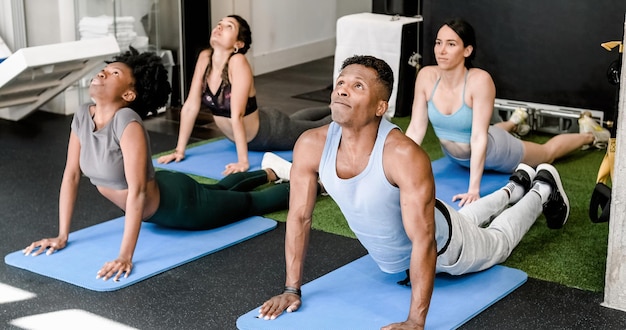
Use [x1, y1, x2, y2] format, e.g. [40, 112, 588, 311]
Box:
[536, 164, 570, 228]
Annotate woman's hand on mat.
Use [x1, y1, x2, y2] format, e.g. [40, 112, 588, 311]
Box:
[257, 293, 301, 320]
[222, 161, 249, 175]
[452, 191, 480, 207]
[157, 150, 185, 164]
[96, 258, 133, 281]
[23, 236, 67, 256]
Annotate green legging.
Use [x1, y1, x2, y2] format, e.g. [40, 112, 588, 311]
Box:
[145, 170, 289, 230]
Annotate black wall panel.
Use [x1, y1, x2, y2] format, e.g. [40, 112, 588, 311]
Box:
[180, 0, 211, 103]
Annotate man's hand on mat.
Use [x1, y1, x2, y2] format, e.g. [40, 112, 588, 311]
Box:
[96, 258, 133, 281]
[257, 293, 301, 320]
[452, 191, 480, 207]
[381, 320, 425, 330]
[23, 237, 67, 256]
[157, 150, 185, 164]
[222, 161, 249, 175]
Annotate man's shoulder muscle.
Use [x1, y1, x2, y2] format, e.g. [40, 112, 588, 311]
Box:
[293, 125, 329, 167]
[383, 129, 432, 183]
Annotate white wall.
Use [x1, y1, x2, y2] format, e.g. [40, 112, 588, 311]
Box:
[24, 0, 62, 45]
[20, 0, 76, 115]
[0, 0, 15, 50]
[336, 0, 371, 18]
[253, 0, 336, 55]
[0, 0, 28, 50]
[23, 0, 76, 45]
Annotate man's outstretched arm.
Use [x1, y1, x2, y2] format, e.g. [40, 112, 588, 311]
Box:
[383, 131, 437, 330]
[258, 128, 325, 320]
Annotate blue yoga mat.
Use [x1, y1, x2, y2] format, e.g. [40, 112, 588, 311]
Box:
[152, 139, 293, 180]
[5, 216, 276, 291]
[237, 255, 527, 330]
[431, 156, 510, 209]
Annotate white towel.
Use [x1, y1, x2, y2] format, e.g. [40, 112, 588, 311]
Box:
[78, 15, 135, 35]
[79, 15, 135, 26]
[79, 31, 136, 40]
[334, 13, 421, 117]
[78, 15, 137, 51]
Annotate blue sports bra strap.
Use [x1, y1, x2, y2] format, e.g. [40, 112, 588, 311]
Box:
[429, 77, 441, 100]
[461, 69, 469, 100]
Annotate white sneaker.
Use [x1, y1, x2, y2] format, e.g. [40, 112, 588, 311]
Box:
[516, 123, 531, 137]
[261, 152, 292, 183]
[509, 108, 530, 136]
[579, 112, 610, 150]
[509, 107, 527, 124]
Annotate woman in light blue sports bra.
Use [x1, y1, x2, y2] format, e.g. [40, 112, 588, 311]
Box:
[406, 18, 604, 207]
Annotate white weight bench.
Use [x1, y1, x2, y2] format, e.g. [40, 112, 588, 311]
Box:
[0, 36, 120, 121]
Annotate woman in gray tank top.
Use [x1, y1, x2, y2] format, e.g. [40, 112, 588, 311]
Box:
[22, 48, 305, 282]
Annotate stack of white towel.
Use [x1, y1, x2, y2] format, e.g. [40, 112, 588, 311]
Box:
[78, 15, 137, 50]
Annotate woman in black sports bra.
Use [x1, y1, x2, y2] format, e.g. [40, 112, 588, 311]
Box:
[157, 15, 332, 175]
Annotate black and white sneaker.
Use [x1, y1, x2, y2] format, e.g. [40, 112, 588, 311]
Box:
[509, 163, 536, 190]
[506, 163, 535, 204]
[534, 164, 570, 229]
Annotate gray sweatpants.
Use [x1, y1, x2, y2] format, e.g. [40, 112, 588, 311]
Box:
[436, 189, 543, 275]
[443, 125, 525, 173]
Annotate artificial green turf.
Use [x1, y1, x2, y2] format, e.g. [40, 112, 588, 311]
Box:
[155, 118, 610, 292]
[497, 136, 609, 292]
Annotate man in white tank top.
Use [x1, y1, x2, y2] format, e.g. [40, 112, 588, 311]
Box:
[258, 55, 570, 329]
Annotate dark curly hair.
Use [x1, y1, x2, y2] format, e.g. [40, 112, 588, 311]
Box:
[108, 47, 171, 118]
[340, 55, 394, 101]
